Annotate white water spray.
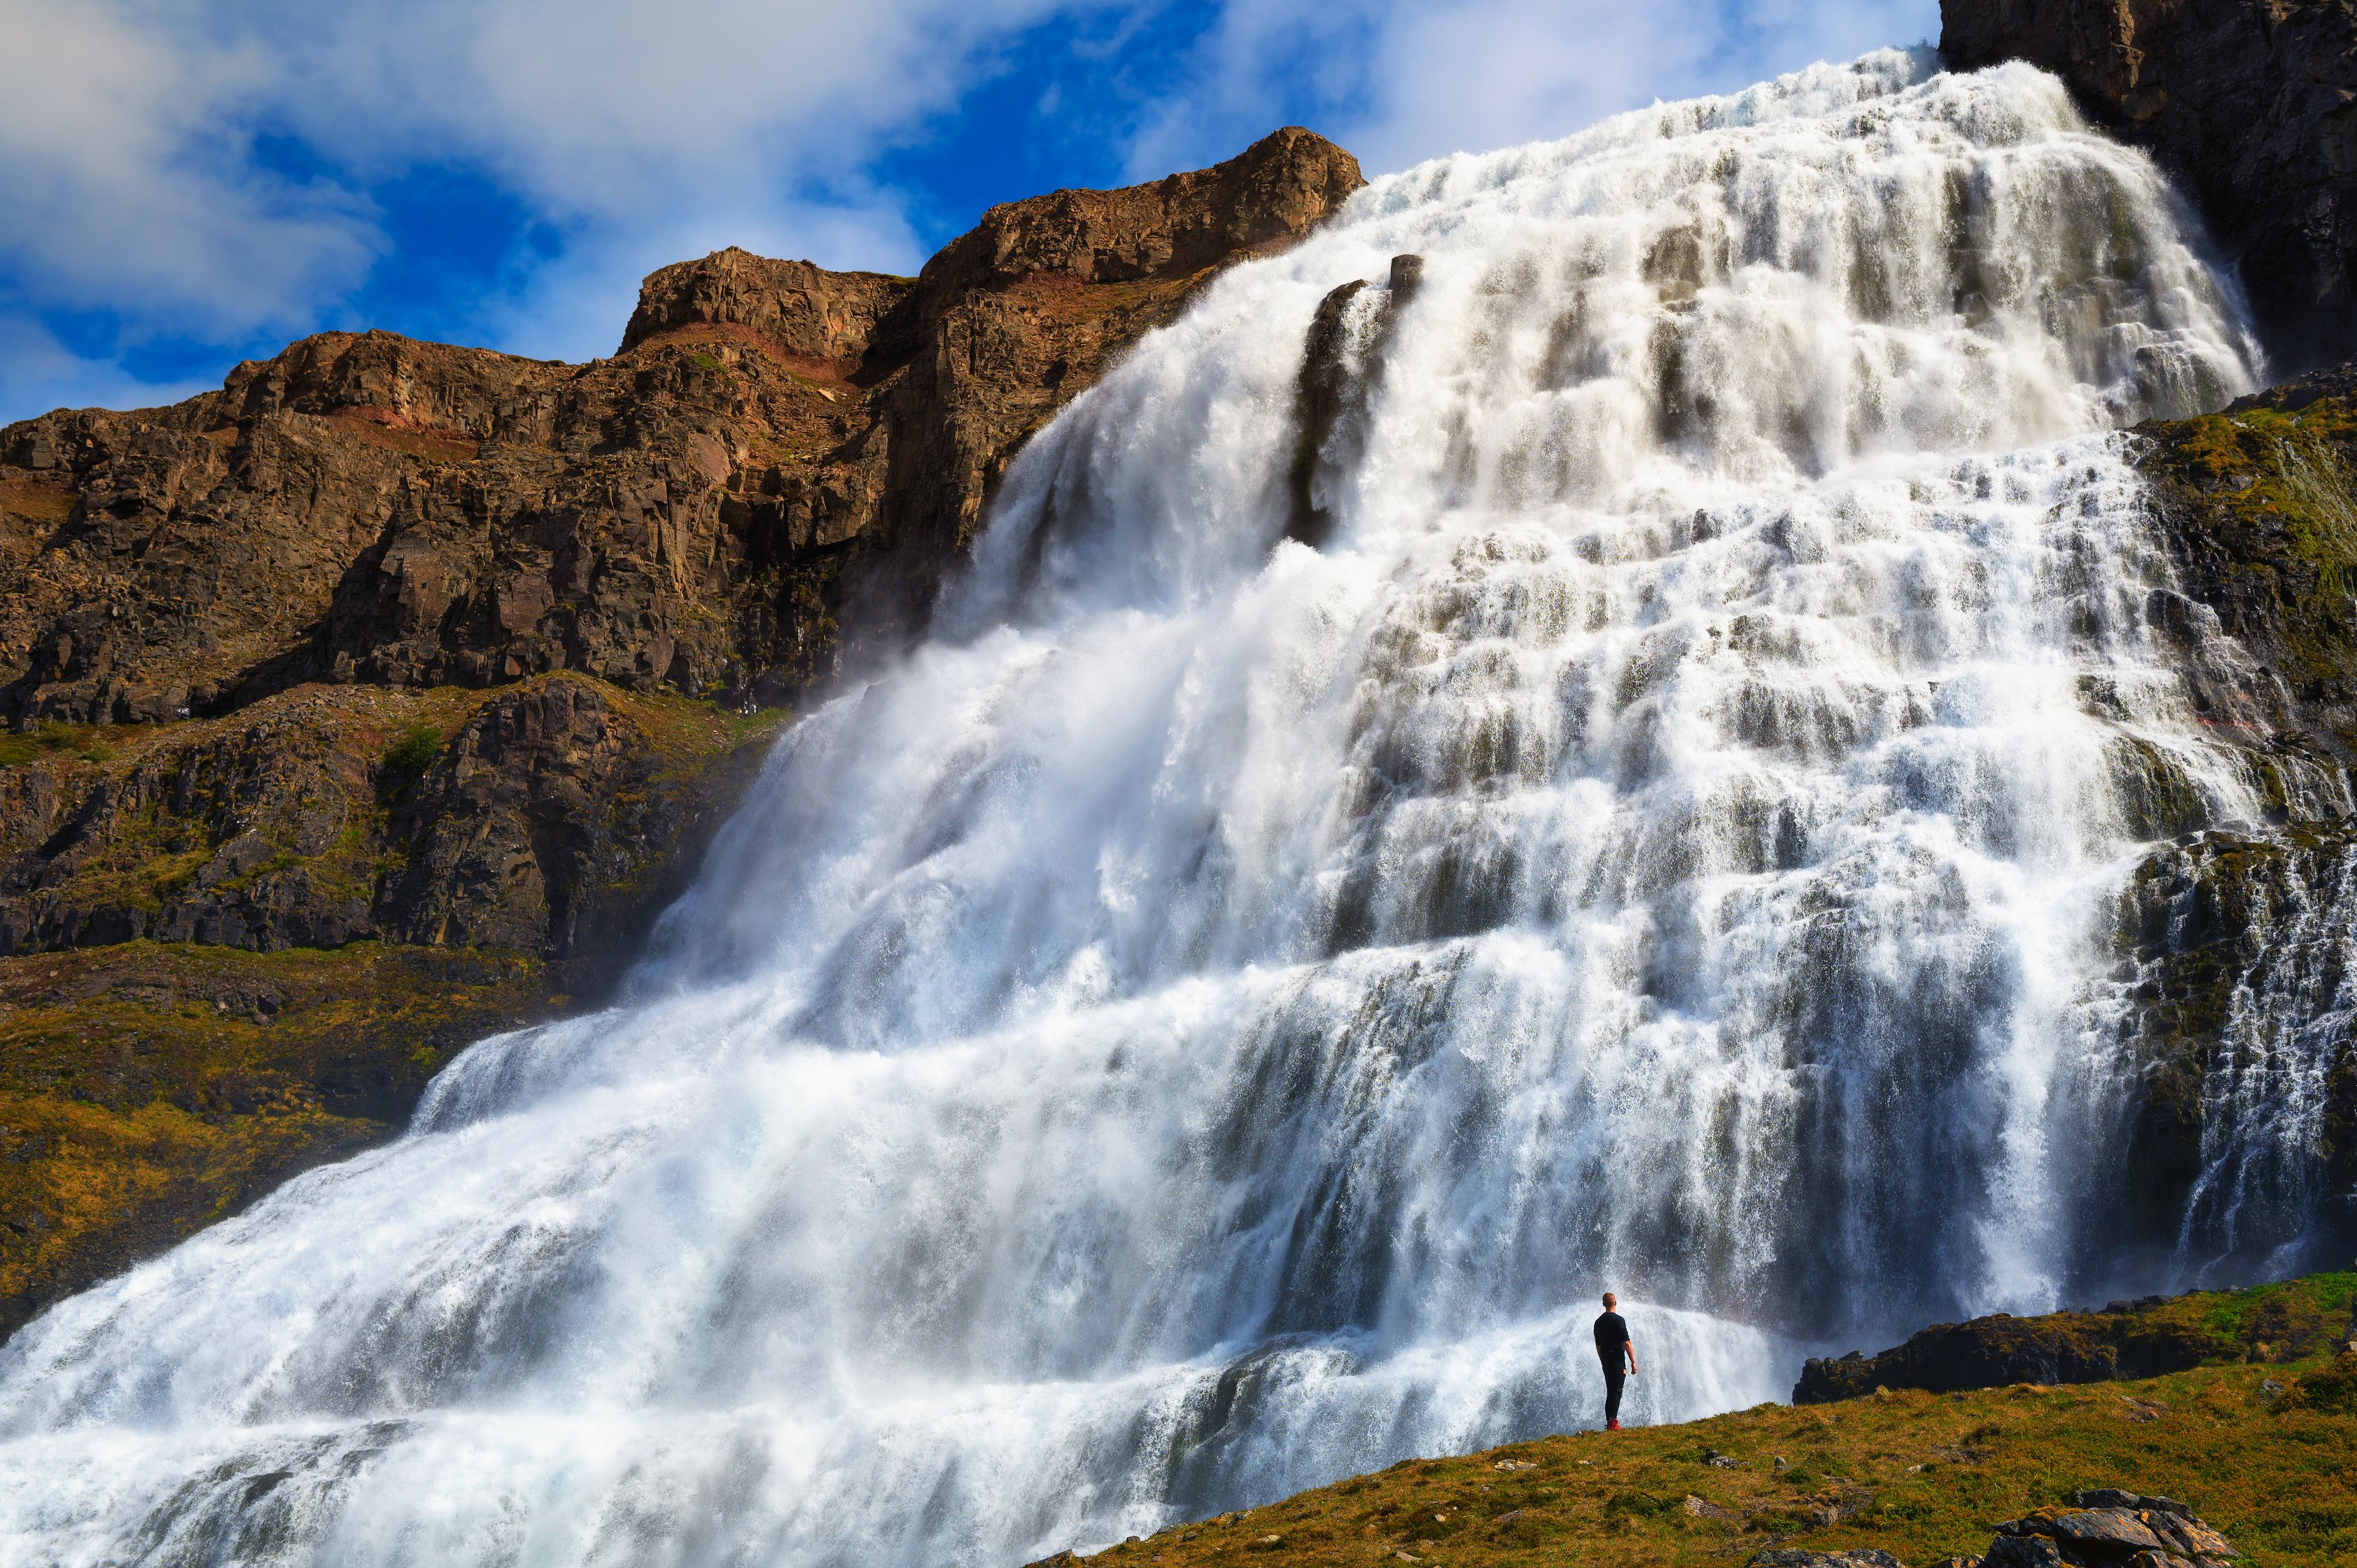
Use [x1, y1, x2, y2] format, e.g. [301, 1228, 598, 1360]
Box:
[0, 49, 2297, 1567]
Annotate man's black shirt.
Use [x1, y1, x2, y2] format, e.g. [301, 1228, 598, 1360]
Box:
[1593, 1310, 1630, 1366]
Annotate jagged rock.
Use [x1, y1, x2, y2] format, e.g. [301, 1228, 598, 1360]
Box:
[618, 250, 907, 363]
[1940, 0, 2357, 369]
[0, 674, 771, 967]
[1793, 1300, 2220, 1403]
[1988, 1498, 2237, 1567]
[0, 127, 1362, 729]
[1747, 1549, 1909, 1567]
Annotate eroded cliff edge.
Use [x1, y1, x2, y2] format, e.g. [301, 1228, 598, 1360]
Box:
[0, 127, 1364, 1337]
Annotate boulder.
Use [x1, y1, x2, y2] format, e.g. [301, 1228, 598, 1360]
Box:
[1793, 1302, 2220, 1403]
[1982, 1497, 2237, 1568]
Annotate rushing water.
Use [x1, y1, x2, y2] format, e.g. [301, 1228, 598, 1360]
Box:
[0, 46, 2321, 1568]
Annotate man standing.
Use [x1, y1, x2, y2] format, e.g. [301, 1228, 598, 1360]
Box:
[1593, 1292, 1635, 1430]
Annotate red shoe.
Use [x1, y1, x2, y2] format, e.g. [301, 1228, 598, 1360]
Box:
[1605, 1419, 1620, 1431]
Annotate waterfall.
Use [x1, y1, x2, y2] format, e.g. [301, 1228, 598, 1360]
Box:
[0, 47, 2307, 1567]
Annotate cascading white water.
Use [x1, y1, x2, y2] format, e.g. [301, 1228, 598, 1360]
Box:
[0, 46, 2300, 1568]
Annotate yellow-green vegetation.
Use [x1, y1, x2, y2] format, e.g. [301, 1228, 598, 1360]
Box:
[380, 718, 445, 777]
[0, 720, 114, 767]
[0, 939, 563, 1338]
[2143, 393, 2357, 693]
[0, 675, 789, 1338]
[1070, 1287, 2356, 1567]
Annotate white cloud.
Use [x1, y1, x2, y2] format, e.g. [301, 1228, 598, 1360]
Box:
[0, 0, 379, 332]
[223, 0, 1107, 221]
[1125, 0, 1939, 180]
[0, 0, 1943, 423]
[0, 0, 1110, 415]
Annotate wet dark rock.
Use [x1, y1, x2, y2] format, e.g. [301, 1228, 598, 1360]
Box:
[1794, 1294, 2230, 1403]
[1287, 279, 1371, 548]
[1287, 252, 1422, 549]
[2082, 385, 2357, 1273]
[1940, 0, 2357, 370]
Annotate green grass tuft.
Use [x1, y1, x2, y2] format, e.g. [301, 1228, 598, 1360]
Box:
[381, 720, 443, 778]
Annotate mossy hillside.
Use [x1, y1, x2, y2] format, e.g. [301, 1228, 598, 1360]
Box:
[0, 672, 785, 955]
[2139, 392, 2357, 704]
[0, 939, 560, 1340]
[0, 676, 785, 1337]
[1061, 1325, 2357, 1566]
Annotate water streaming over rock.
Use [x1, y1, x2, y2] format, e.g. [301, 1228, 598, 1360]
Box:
[0, 48, 2324, 1568]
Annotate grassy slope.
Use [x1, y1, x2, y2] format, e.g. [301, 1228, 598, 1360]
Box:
[0, 676, 787, 1338]
[0, 940, 560, 1336]
[1052, 1276, 2357, 1568]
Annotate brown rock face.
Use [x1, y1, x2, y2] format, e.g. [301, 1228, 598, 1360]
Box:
[0, 127, 1363, 729]
[0, 674, 776, 967]
[1938, 0, 2357, 371]
[0, 125, 1362, 1336]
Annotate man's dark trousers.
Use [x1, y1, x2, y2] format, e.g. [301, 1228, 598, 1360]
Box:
[1601, 1362, 1625, 1423]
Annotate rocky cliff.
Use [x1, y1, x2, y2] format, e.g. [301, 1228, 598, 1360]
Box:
[0, 126, 1361, 728]
[0, 126, 1364, 1337]
[1939, 0, 2357, 371]
[2094, 381, 2357, 1268]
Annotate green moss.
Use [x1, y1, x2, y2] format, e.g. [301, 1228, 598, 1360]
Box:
[0, 721, 109, 768]
[2202, 1272, 2357, 1347]
[2146, 397, 2357, 685]
[0, 940, 565, 1336]
[382, 720, 443, 778]
[2291, 1352, 2357, 1414]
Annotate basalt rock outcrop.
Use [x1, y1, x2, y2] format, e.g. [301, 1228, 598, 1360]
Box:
[1939, 0, 2357, 370]
[1795, 1272, 2352, 1404]
[1982, 1492, 2239, 1568]
[0, 674, 776, 963]
[1796, 1300, 2214, 1404]
[0, 126, 1362, 729]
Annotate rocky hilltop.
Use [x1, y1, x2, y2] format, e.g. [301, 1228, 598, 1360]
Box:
[1940, 0, 2357, 370]
[0, 127, 1363, 1336]
[0, 125, 1362, 728]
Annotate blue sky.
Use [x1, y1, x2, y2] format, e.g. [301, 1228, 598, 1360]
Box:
[0, 0, 1938, 425]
